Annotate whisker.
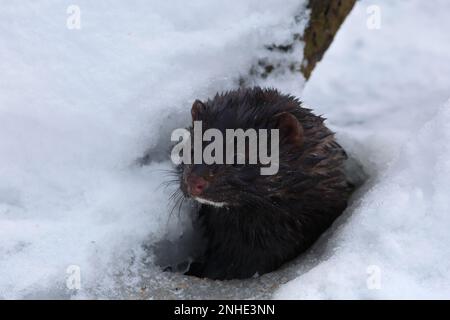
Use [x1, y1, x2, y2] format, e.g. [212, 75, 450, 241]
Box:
[157, 179, 180, 191]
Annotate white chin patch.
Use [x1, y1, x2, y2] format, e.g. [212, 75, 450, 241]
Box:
[194, 197, 227, 208]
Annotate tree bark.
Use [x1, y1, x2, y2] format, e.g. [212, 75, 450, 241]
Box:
[301, 0, 356, 79]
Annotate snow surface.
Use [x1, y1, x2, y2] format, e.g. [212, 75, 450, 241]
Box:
[275, 0, 450, 299]
[1, 0, 450, 299]
[0, 0, 307, 298]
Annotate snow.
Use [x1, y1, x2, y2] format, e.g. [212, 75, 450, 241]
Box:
[0, 0, 307, 298]
[275, 0, 450, 299]
[1, 0, 450, 299]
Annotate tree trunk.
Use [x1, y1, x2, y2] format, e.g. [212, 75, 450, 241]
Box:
[301, 0, 356, 79]
[244, 0, 356, 84]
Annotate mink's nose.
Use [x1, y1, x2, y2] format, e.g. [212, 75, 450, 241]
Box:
[187, 175, 209, 196]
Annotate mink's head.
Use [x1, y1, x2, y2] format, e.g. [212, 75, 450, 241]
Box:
[178, 87, 313, 208]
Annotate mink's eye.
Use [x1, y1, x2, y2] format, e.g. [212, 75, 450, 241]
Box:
[206, 164, 221, 177]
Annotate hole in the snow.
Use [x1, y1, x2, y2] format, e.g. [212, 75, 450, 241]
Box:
[149, 152, 369, 281]
[344, 154, 369, 190]
[150, 214, 207, 276]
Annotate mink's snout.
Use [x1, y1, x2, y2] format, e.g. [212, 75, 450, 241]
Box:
[186, 173, 209, 197]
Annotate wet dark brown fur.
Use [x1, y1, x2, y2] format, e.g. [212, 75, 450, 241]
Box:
[177, 87, 352, 280]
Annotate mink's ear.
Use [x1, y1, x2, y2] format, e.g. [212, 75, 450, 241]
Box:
[191, 100, 206, 121]
[274, 112, 304, 147]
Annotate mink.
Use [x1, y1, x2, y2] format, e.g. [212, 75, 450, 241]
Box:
[174, 87, 353, 280]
